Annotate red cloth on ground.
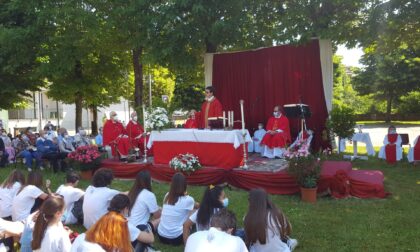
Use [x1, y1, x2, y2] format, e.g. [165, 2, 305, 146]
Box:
[184, 118, 198, 129]
[126, 120, 146, 151]
[348, 170, 389, 198]
[330, 170, 351, 199]
[261, 116, 291, 148]
[414, 137, 420, 160]
[201, 98, 223, 128]
[385, 134, 398, 164]
[103, 119, 130, 156]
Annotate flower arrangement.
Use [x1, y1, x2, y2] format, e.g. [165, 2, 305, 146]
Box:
[285, 140, 321, 189]
[145, 107, 170, 131]
[68, 145, 102, 171]
[169, 153, 202, 174]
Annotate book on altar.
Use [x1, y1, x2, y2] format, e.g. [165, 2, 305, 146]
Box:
[208, 117, 226, 120]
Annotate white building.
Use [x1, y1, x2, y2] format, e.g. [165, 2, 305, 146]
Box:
[6, 91, 132, 136]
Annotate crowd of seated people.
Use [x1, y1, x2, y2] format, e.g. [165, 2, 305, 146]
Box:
[0, 169, 298, 252]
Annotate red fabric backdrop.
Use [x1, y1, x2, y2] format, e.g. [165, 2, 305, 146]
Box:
[212, 40, 328, 150]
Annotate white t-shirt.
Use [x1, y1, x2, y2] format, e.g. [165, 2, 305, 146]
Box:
[157, 195, 194, 239]
[249, 213, 290, 252]
[185, 227, 248, 252]
[82, 186, 119, 229]
[0, 217, 24, 234]
[128, 221, 141, 242]
[70, 233, 106, 252]
[189, 208, 221, 231]
[33, 222, 72, 252]
[128, 189, 159, 226]
[0, 182, 22, 218]
[56, 185, 84, 224]
[12, 185, 44, 221]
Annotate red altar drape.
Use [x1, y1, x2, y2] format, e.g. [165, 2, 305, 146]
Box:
[212, 40, 329, 151]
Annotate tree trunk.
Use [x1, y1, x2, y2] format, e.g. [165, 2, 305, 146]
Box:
[132, 47, 143, 110]
[90, 105, 98, 136]
[205, 38, 217, 53]
[385, 95, 392, 123]
[75, 94, 83, 130]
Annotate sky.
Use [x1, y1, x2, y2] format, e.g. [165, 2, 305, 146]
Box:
[336, 45, 364, 67]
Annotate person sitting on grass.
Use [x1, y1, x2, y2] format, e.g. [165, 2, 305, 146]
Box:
[55, 172, 85, 225]
[12, 171, 49, 222]
[244, 188, 297, 252]
[31, 195, 72, 252]
[128, 171, 161, 229]
[184, 208, 248, 252]
[183, 185, 228, 242]
[82, 168, 119, 229]
[157, 173, 197, 246]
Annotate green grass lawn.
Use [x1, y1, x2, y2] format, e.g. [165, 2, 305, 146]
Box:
[2, 152, 420, 251]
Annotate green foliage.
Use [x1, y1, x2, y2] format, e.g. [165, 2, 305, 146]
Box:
[397, 91, 420, 114]
[327, 106, 356, 140]
[171, 82, 204, 112]
[287, 155, 321, 188]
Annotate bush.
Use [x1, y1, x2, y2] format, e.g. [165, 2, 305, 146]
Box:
[397, 91, 420, 114]
[327, 106, 356, 152]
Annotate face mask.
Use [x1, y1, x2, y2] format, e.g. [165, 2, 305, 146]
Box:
[133, 116, 138, 121]
[258, 125, 263, 130]
[113, 116, 118, 121]
[273, 111, 280, 117]
[79, 130, 86, 136]
[64, 134, 69, 139]
[222, 198, 229, 208]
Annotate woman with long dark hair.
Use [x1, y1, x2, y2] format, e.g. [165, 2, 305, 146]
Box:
[0, 169, 25, 219]
[31, 195, 71, 251]
[127, 171, 161, 228]
[244, 188, 297, 252]
[157, 173, 196, 246]
[183, 185, 227, 242]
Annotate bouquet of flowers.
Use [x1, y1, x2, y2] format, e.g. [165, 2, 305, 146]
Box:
[169, 153, 202, 174]
[68, 145, 102, 171]
[284, 141, 321, 189]
[145, 107, 170, 131]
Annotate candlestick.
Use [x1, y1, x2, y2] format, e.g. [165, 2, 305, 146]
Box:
[239, 100, 247, 169]
[142, 105, 148, 163]
[231, 111, 234, 128]
[240, 100, 245, 134]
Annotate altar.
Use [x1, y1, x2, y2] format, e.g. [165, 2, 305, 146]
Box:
[147, 129, 252, 169]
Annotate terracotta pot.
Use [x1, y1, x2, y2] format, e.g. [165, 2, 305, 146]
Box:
[300, 187, 317, 203]
[80, 170, 93, 180]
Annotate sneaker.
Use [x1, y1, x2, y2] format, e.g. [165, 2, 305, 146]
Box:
[287, 238, 298, 251]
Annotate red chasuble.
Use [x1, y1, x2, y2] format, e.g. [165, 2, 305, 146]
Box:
[385, 134, 398, 164]
[103, 119, 130, 156]
[185, 118, 198, 129]
[260, 116, 291, 148]
[414, 137, 420, 161]
[200, 98, 223, 128]
[126, 120, 146, 149]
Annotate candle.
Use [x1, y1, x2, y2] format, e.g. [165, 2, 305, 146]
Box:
[223, 111, 226, 128]
[229, 111, 233, 127]
[231, 111, 234, 127]
[240, 100, 245, 134]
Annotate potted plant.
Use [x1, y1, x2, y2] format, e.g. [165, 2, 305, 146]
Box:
[68, 145, 103, 180]
[326, 106, 356, 154]
[169, 153, 202, 175]
[285, 142, 321, 203]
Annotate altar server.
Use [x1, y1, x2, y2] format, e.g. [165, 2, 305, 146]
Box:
[260, 106, 291, 158]
[185, 110, 199, 129]
[103, 111, 131, 161]
[201, 86, 223, 129]
[378, 126, 403, 164]
[253, 123, 266, 154]
[407, 135, 420, 163]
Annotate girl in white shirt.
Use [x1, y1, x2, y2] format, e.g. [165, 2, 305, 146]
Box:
[12, 171, 49, 221]
[244, 189, 297, 252]
[158, 173, 196, 246]
[55, 172, 84, 225]
[31, 195, 71, 252]
[0, 169, 25, 218]
[128, 170, 161, 228]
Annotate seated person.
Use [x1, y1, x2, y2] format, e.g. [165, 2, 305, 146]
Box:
[55, 172, 85, 225]
[260, 106, 291, 158]
[95, 127, 103, 147]
[407, 135, 420, 163]
[126, 111, 148, 156]
[184, 209, 247, 252]
[253, 123, 266, 154]
[1, 130, 14, 164]
[378, 126, 403, 164]
[21, 128, 42, 171]
[103, 111, 131, 161]
[36, 132, 66, 172]
[44, 125, 57, 141]
[73, 127, 91, 148]
[185, 110, 199, 129]
[0, 138, 8, 168]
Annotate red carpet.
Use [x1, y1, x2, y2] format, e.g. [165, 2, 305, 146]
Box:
[100, 159, 388, 198]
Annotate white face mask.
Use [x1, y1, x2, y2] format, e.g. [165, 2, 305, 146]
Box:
[113, 115, 118, 121]
[258, 125, 263, 130]
[273, 111, 280, 117]
[133, 116, 138, 121]
[64, 134, 69, 139]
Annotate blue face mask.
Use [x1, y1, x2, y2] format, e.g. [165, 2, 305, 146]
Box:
[222, 198, 229, 208]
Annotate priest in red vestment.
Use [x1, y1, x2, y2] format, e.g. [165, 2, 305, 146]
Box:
[200, 86, 223, 128]
[408, 135, 420, 163]
[126, 111, 148, 156]
[184, 110, 199, 129]
[103, 111, 130, 161]
[260, 106, 291, 158]
[378, 125, 403, 164]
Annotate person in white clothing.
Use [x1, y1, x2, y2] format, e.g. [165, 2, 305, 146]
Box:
[185, 208, 248, 252]
[158, 173, 197, 246]
[183, 185, 227, 242]
[407, 135, 420, 163]
[0, 170, 25, 219]
[128, 171, 161, 228]
[253, 123, 267, 154]
[56, 172, 84, 225]
[82, 168, 119, 229]
[12, 171, 49, 222]
[31, 195, 71, 252]
[244, 189, 297, 252]
[378, 126, 403, 162]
